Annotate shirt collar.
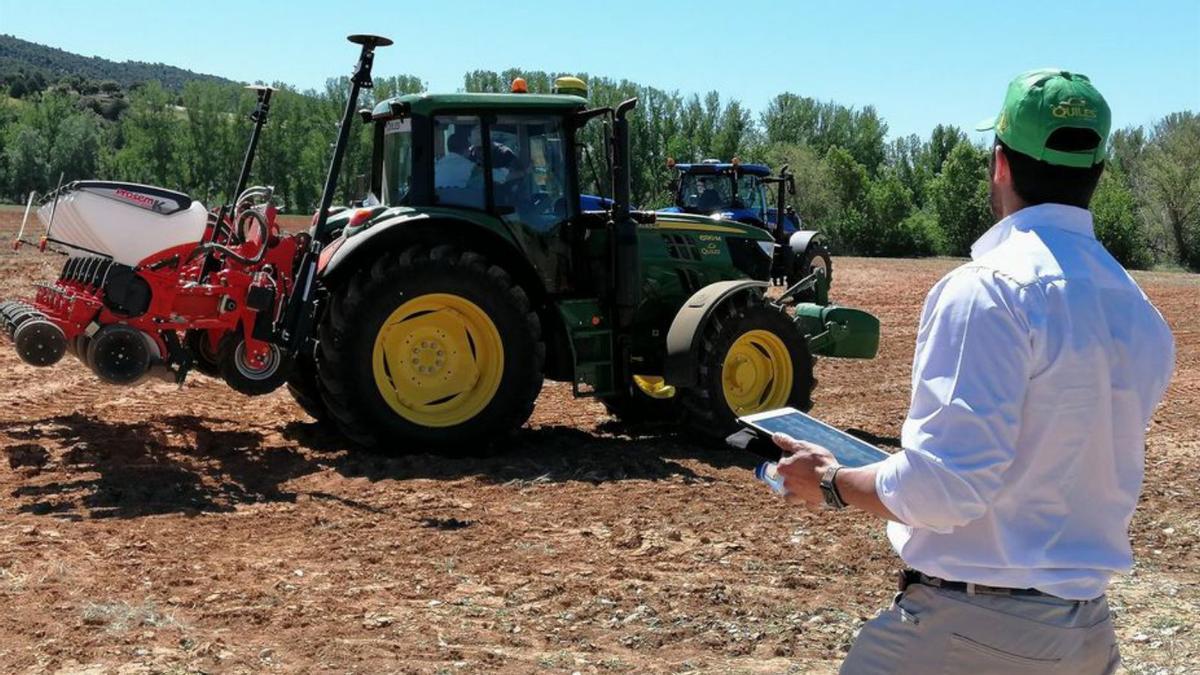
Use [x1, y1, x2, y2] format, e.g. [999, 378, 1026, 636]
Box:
[970, 204, 1096, 260]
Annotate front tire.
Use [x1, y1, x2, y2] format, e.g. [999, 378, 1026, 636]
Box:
[681, 293, 814, 440]
[790, 241, 832, 301]
[316, 245, 544, 452]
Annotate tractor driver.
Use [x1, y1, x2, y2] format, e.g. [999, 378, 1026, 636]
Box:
[434, 128, 474, 189]
[469, 127, 528, 212]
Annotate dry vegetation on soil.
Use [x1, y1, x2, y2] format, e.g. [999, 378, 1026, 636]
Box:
[0, 205, 1196, 674]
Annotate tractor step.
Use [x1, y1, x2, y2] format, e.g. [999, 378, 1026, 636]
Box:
[556, 299, 616, 398]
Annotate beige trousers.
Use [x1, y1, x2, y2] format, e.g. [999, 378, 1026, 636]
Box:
[840, 583, 1119, 674]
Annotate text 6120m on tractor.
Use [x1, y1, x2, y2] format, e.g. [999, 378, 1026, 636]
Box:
[2, 36, 880, 452]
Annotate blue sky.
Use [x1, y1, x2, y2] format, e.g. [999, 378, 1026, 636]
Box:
[2, 0, 1196, 139]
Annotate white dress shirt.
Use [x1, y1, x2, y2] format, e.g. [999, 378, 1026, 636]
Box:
[434, 152, 475, 188]
[875, 203, 1175, 600]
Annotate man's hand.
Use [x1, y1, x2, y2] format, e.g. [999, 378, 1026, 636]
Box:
[773, 433, 838, 506]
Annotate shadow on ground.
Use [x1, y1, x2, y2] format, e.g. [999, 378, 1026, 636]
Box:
[1, 412, 759, 520]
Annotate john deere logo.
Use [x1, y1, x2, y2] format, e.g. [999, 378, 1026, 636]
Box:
[1051, 97, 1098, 120]
[996, 112, 1009, 133]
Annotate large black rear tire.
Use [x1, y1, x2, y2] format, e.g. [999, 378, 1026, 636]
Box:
[286, 346, 329, 423]
[316, 245, 544, 452]
[680, 292, 814, 441]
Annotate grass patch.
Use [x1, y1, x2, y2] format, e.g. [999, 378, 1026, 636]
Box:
[81, 600, 182, 634]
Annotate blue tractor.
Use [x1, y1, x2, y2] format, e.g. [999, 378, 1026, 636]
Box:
[660, 159, 831, 289]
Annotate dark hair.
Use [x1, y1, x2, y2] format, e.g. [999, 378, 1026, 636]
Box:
[447, 130, 469, 154]
[995, 136, 1104, 209]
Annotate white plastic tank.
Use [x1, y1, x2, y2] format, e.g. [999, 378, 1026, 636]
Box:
[38, 182, 208, 267]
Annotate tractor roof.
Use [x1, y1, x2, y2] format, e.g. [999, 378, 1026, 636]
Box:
[673, 163, 772, 177]
[373, 92, 589, 118]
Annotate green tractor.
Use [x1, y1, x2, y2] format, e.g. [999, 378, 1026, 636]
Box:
[287, 36, 880, 450]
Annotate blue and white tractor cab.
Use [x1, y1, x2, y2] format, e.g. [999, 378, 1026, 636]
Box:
[660, 158, 830, 290]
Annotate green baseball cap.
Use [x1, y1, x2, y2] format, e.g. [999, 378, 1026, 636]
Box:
[976, 68, 1111, 168]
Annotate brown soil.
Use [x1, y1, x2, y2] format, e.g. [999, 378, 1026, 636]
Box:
[0, 206, 1196, 674]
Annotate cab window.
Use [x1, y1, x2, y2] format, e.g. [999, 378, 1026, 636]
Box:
[432, 115, 484, 209]
[489, 115, 571, 232]
[381, 118, 412, 206]
[737, 174, 766, 212]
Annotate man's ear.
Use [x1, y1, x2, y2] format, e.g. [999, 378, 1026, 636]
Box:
[992, 145, 1010, 185]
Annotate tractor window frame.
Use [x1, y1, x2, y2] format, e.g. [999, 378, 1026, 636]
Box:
[379, 116, 414, 207]
[487, 113, 575, 232]
[430, 114, 488, 212]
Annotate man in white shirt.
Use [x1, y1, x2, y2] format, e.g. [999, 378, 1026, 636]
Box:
[434, 129, 475, 189]
[774, 69, 1175, 673]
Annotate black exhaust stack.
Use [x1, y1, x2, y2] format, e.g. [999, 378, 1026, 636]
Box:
[611, 97, 640, 328]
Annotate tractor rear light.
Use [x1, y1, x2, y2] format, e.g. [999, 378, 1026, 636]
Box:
[347, 208, 374, 228]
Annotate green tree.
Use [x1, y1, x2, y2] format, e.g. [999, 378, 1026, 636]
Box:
[760, 143, 839, 232]
[1091, 170, 1152, 269]
[761, 95, 887, 172]
[114, 82, 180, 186]
[48, 113, 102, 184]
[4, 126, 48, 196]
[822, 146, 870, 251]
[929, 142, 992, 256]
[863, 172, 919, 256]
[178, 81, 241, 202]
[1136, 112, 1200, 269]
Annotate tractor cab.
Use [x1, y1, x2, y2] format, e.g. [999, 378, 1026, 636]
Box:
[662, 159, 800, 238]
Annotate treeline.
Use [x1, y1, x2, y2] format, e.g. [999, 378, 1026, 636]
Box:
[0, 34, 236, 94]
[1, 66, 1197, 270]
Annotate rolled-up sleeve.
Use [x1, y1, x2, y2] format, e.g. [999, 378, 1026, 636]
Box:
[876, 266, 1033, 533]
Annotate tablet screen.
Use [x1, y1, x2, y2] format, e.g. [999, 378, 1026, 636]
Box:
[743, 409, 889, 468]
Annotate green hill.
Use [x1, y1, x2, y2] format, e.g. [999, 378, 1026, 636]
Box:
[0, 33, 239, 92]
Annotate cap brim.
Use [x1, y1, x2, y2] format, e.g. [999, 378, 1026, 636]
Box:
[975, 116, 997, 132]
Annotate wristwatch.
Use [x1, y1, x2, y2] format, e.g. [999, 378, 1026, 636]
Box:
[820, 465, 847, 509]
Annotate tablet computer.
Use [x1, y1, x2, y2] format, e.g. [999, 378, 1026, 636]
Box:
[739, 407, 890, 468]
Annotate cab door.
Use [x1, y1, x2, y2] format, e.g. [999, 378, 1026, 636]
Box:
[485, 114, 576, 292]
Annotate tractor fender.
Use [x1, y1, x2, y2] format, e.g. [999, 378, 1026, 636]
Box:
[788, 230, 823, 258]
[316, 211, 573, 379]
[319, 212, 540, 295]
[663, 279, 769, 388]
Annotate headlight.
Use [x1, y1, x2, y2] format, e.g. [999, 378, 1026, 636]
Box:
[756, 240, 776, 258]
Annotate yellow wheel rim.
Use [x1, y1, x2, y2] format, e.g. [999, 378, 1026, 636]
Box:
[721, 329, 793, 415]
[372, 293, 503, 428]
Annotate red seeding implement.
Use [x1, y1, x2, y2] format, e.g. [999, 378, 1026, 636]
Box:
[3, 84, 305, 393]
